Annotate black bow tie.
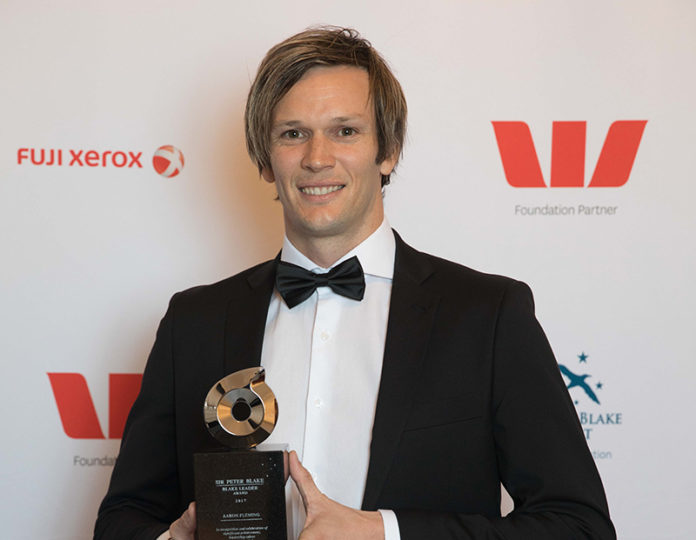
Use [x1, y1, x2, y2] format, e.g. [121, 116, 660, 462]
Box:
[275, 256, 366, 309]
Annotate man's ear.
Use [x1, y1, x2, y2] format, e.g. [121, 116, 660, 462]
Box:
[261, 167, 276, 184]
[378, 153, 398, 177]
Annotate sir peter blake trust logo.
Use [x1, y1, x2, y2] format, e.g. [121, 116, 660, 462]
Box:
[17, 145, 185, 178]
[558, 351, 622, 460]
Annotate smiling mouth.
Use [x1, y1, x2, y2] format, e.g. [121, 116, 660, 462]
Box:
[299, 185, 344, 196]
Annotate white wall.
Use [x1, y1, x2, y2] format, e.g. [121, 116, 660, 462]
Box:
[1, 1, 694, 538]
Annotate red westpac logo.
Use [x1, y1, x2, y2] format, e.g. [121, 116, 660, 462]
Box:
[491, 121, 647, 187]
[47, 373, 142, 439]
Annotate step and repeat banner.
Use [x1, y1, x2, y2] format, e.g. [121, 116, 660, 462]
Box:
[1, 1, 694, 538]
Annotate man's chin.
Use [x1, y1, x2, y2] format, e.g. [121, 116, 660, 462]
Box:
[293, 220, 347, 239]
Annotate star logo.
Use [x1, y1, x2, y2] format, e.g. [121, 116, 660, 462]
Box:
[559, 351, 604, 405]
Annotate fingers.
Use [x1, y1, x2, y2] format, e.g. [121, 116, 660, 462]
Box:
[169, 502, 196, 540]
[181, 501, 196, 528]
[289, 450, 322, 510]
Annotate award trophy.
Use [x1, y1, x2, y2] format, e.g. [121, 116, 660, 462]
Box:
[195, 367, 287, 540]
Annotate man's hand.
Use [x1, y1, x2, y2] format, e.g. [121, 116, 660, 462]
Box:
[168, 502, 196, 540]
[289, 450, 384, 540]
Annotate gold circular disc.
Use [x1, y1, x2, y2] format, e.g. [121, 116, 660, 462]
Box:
[203, 367, 278, 449]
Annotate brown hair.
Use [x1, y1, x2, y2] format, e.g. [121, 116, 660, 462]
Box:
[245, 26, 407, 187]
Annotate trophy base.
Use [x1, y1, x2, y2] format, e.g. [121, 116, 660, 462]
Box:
[194, 449, 287, 540]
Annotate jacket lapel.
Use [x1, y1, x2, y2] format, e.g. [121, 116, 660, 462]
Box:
[223, 258, 278, 374]
[362, 232, 440, 510]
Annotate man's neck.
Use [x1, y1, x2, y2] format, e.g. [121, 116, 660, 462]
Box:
[286, 222, 383, 269]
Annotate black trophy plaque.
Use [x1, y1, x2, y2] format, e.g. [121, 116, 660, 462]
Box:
[195, 367, 287, 540]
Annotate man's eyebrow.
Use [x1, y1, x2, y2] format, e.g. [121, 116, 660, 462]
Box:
[331, 115, 364, 123]
[272, 120, 302, 129]
[272, 115, 367, 128]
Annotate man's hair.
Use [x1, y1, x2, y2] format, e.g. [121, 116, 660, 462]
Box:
[245, 26, 407, 187]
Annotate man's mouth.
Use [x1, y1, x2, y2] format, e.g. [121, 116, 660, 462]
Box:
[299, 185, 344, 196]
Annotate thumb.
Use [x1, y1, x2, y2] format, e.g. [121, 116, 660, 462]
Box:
[289, 450, 322, 510]
[170, 501, 196, 539]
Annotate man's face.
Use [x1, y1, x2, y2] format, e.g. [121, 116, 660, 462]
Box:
[262, 65, 396, 255]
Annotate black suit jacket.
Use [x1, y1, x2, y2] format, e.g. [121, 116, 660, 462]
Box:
[95, 232, 615, 539]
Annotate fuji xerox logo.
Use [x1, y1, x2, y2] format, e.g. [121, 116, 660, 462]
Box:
[492, 121, 647, 188]
[152, 145, 185, 178]
[558, 352, 622, 460]
[16, 145, 185, 177]
[47, 372, 142, 439]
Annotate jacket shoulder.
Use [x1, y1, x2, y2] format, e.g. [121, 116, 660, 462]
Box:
[395, 233, 527, 300]
[168, 258, 276, 313]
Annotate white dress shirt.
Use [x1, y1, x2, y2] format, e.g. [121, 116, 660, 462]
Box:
[159, 219, 400, 540]
[259, 218, 400, 540]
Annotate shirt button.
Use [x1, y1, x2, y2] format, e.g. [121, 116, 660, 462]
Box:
[320, 330, 330, 341]
[314, 398, 322, 408]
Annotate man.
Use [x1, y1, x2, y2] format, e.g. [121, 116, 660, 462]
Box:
[95, 27, 615, 540]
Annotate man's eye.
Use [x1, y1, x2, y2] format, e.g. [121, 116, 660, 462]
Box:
[339, 127, 356, 136]
[282, 129, 302, 139]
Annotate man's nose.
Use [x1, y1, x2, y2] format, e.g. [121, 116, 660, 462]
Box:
[301, 135, 335, 172]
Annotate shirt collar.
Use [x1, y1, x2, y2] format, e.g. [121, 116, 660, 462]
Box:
[280, 218, 395, 279]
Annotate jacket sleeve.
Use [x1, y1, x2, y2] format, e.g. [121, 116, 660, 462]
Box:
[94, 295, 182, 540]
[394, 280, 616, 539]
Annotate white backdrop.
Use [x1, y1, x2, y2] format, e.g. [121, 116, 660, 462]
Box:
[1, 1, 695, 538]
